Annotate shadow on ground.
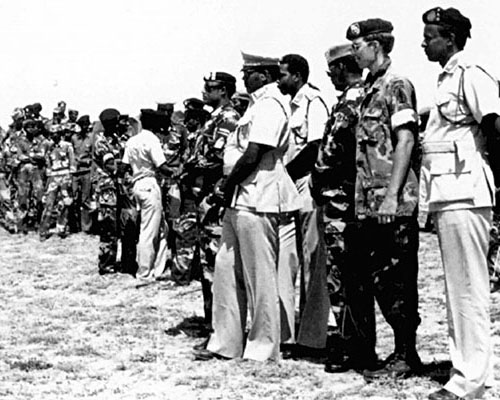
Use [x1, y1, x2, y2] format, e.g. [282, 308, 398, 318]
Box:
[420, 360, 452, 384]
[164, 315, 210, 338]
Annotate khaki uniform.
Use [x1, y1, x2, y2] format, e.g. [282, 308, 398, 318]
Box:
[420, 51, 500, 399]
[280, 83, 330, 348]
[207, 83, 302, 361]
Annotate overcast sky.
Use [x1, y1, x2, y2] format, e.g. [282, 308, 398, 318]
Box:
[0, 0, 498, 126]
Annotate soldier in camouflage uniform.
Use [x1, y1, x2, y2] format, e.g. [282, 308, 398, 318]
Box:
[16, 119, 50, 232]
[71, 115, 93, 233]
[310, 43, 364, 372]
[92, 109, 138, 275]
[346, 19, 422, 379]
[196, 72, 240, 328]
[172, 99, 210, 285]
[1, 108, 27, 232]
[39, 124, 76, 239]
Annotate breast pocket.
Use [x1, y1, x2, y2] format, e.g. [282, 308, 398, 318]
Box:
[359, 108, 386, 144]
[424, 141, 474, 203]
[435, 92, 473, 125]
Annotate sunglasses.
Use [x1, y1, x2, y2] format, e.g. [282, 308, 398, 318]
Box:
[204, 84, 222, 92]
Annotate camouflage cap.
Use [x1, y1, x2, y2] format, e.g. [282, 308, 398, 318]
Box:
[241, 51, 279, 70]
[325, 43, 353, 65]
[32, 102, 42, 112]
[11, 107, 25, 121]
[68, 109, 79, 116]
[204, 72, 237, 85]
[346, 18, 393, 40]
[422, 7, 471, 38]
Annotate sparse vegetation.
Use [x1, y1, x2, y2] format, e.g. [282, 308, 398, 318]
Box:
[0, 229, 499, 399]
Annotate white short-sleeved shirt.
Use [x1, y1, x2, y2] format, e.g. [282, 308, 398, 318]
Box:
[420, 51, 500, 212]
[229, 83, 302, 213]
[285, 83, 329, 211]
[122, 129, 167, 183]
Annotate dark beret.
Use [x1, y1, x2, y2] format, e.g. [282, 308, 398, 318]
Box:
[77, 115, 90, 128]
[99, 108, 120, 123]
[204, 72, 237, 85]
[346, 18, 393, 40]
[422, 7, 471, 38]
[183, 98, 205, 110]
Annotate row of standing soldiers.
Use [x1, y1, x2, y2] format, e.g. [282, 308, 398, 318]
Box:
[0, 95, 249, 328]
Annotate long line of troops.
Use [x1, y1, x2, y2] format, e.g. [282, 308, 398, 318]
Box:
[1, 7, 499, 400]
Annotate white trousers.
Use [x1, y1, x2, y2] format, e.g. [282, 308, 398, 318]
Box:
[434, 207, 493, 399]
[207, 208, 281, 361]
[278, 207, 329, 348]
[133, 178, 168, 279]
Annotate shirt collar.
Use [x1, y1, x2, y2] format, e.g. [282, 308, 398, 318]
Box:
[291, 83, 311, 107]
[441, 50, 463, 75]
[250, 82, 278, 103]
[365, 58, 392, 86]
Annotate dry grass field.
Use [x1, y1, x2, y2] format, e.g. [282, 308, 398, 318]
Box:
[1, 228, 500, 400]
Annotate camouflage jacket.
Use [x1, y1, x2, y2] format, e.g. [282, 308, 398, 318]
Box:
[190, 103, 240, 168]
[355, 59, 419, 219]
[71, 131, 93, 171]
[46, 140, 76, 176]
[313, 80, 365, 220]
[184, 103, 240, 198]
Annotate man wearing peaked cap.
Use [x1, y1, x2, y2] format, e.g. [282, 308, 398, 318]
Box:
[312, 42, 364, 373]
[197, 51, 301, 362]
[241, 51, 280, 69]
[421, 7, 500, 400]
[346, 17, 423, 380]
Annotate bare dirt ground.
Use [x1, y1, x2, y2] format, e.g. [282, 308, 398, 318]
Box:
[0, 229, 499, 400]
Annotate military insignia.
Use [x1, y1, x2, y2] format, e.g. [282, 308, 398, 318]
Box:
[349, 23, 361, 37]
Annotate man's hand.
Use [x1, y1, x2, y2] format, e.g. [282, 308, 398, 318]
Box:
[377, 193, 398, 224]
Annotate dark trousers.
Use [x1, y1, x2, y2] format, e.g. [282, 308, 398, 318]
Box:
[342, 217, 420, 361]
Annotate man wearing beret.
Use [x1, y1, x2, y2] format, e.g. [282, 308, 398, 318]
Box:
[421, 7, 500, 400]
[346, 18, 422, 379]
[276, 53, 330, 357]
[92, 109, 138, 275]
[197, 52, 301, 361]
[310, 43, 365, 372]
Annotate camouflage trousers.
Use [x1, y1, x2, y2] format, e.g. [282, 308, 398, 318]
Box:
[16, 163, 44, 231]
[0, 172, 17, 233]
[487, 210, 500, 292]
[96, 202, 139, 275]
[39, 174, 73, 238]
[71, 171, 93, 233]
[339, 217, 420, 361]
[170, 197, 222, 326]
